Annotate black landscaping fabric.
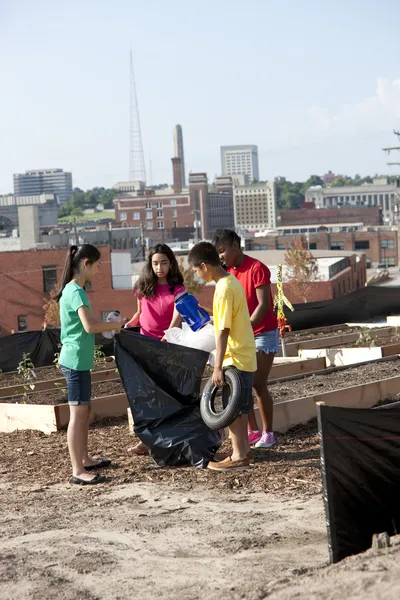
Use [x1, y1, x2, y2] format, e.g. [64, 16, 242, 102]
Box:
[318, 403, 400, 563]
[286, 285, 400, 330]
[0, 329, 115, 372]
[115, 329, 221, 468]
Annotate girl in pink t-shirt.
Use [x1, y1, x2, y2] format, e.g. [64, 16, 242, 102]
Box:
[125, 243, 185, 455]
[125, 243, 185, 339]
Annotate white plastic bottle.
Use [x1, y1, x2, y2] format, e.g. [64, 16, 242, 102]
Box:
[102, 311, 122, 339]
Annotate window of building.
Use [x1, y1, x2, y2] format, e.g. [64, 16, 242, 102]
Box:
[145, 210, 152, 219]
[381, 239, 395, 249]
[101, 311, 110, 322]
[84, 281, 92, 293]
[42, 266, 57, 293]
[354, 240, 370, 250]
[132, 212, 140, 220]
[170, 199, 176, 206]
[277, 243, 285, 250]
[156, 201, 163, 209]
[157, 221, 164, 229]
[145, 221, 153, 230]
[385, 257, 396, 266]
[172, 209, 177, 218]
[145, 202, 152, 209]
[309, 242, 317, 250]
[156, 210, 163, 218]
[119, 211, 127, 221]
[173, 220, 177, 228]
[331, 242, 344, 250]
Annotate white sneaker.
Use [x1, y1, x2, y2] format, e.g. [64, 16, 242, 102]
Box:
[255, 432, 277, 448]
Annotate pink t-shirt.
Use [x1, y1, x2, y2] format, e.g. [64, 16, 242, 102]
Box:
[136, 284, 185, 340]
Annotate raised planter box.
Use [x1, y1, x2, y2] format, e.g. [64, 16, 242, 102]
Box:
[0, 392, 128, 434]
[0, 368, 118, 399]
[300, 346, 400, 367]
[283, 326, 395, 357]
[263, 375, 400, 433]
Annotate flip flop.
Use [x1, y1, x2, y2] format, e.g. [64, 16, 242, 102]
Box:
[71, 474, 106, 485]
[85, 459, 112, 471]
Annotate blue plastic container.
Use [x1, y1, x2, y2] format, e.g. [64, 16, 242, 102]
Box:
[174, 291, 210, 332]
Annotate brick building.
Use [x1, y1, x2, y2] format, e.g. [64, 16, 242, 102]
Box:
[247, 229, 398, 267]
[280, 206, 382, 227]
[0, 247, 135, 336]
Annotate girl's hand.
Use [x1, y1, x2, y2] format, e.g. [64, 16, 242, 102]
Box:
[212, 367, 225, 388]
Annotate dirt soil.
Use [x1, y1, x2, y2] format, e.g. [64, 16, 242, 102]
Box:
[1, 379, 124, 405]
[267, 534, 400, 600]
[0, 360, 116, 389]
[0, 418, 327, 599]
[285, 325, 364, 342]
[270, 358, 400, 403]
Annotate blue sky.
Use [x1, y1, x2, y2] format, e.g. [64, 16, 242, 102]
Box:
[1, 0, 400, 193]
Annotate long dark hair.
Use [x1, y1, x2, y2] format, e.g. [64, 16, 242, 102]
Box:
[135, 244, 183, 298]
[55, 244, 101, 302]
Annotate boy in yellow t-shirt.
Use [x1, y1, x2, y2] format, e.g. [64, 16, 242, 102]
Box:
[188, 242, 257, 471]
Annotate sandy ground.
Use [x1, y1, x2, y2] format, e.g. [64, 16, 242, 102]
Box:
[0, 481, 327, 600]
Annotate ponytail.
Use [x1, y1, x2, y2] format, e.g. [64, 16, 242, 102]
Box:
[55, 244, 101, 302]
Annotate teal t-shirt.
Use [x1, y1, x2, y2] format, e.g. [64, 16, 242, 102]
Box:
[59, 282, 95, 371]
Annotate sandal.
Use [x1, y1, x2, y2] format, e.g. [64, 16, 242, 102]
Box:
[71, 474, 106, 485]
[85, 459, 111, 471]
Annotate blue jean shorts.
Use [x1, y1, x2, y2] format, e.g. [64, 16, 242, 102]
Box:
[223, 367, 254, 415]
[255, 329, 280, 355]
[60, 366, 92, 406]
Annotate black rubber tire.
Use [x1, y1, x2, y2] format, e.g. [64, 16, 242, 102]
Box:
[200, 367, 243, 430]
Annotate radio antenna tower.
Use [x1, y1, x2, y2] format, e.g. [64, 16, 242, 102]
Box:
[129, 51, 146, 183]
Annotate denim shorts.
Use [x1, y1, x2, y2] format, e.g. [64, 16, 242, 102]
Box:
[60, 366, 92, 406]
[255, 329, 280, 355]
[223, 367, 254, 415]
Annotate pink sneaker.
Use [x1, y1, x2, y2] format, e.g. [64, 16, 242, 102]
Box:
[255, 432, 277, 449]
[248, 430, 262, 445]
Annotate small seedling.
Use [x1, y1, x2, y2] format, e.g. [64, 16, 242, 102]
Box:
[355, 327, 378, 347]
[94, 345, 105, 365]
[17, 353, 36, 401]
[53, 344, 61, 369]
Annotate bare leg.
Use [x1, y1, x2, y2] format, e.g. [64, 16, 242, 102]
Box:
[250, 351, 275, 432]
[229, 414, 250, 462]
[68, 405, 97, 481]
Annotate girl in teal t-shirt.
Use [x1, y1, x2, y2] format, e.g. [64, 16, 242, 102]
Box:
[56, 244, 121, 485]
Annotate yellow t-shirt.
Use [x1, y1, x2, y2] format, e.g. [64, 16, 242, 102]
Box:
[213, 274, 257, 373]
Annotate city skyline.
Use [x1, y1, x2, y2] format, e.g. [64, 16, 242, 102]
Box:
[1, 0, 400, 194]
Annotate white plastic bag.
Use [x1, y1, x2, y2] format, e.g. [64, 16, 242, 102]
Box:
[164, 322, 216, 354]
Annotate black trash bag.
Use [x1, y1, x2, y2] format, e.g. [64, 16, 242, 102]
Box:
[115, 330, 222, 468]
[318, 403, 400, 564]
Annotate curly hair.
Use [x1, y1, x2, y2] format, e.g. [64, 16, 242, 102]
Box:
[134, 244, 184, 298]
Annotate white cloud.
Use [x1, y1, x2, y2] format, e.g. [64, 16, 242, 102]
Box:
[309, 78, 400, 134]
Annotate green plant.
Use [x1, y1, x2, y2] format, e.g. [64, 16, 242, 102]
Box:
[53, 344, 61, 368]
[17, 353, 36, 402]
[355, 327, 378, 347]
[94, 345, 105, 365]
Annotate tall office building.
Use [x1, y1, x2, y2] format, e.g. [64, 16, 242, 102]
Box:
[221, 145, 259, 182]
[13, 168, 73, 205]
[233, 181, 276, 231]
[173, 125, 186, 188]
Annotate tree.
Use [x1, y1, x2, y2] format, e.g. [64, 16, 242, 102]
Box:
[43, 292, 61, 328]
[284, 237, 319, 303]
[179, 257, 203, 295]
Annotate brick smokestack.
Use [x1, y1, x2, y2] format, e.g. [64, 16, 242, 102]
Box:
[172, 157, 183, 194]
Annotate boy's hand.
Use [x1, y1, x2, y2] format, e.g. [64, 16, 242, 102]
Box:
[212, 367, 225, 388]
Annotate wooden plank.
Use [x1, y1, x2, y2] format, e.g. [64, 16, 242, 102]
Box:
[267, 374, 400, 434]
[270, 357, 326, 380]
[55, 393, 129, 429]
[0, 403, 57, 434]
